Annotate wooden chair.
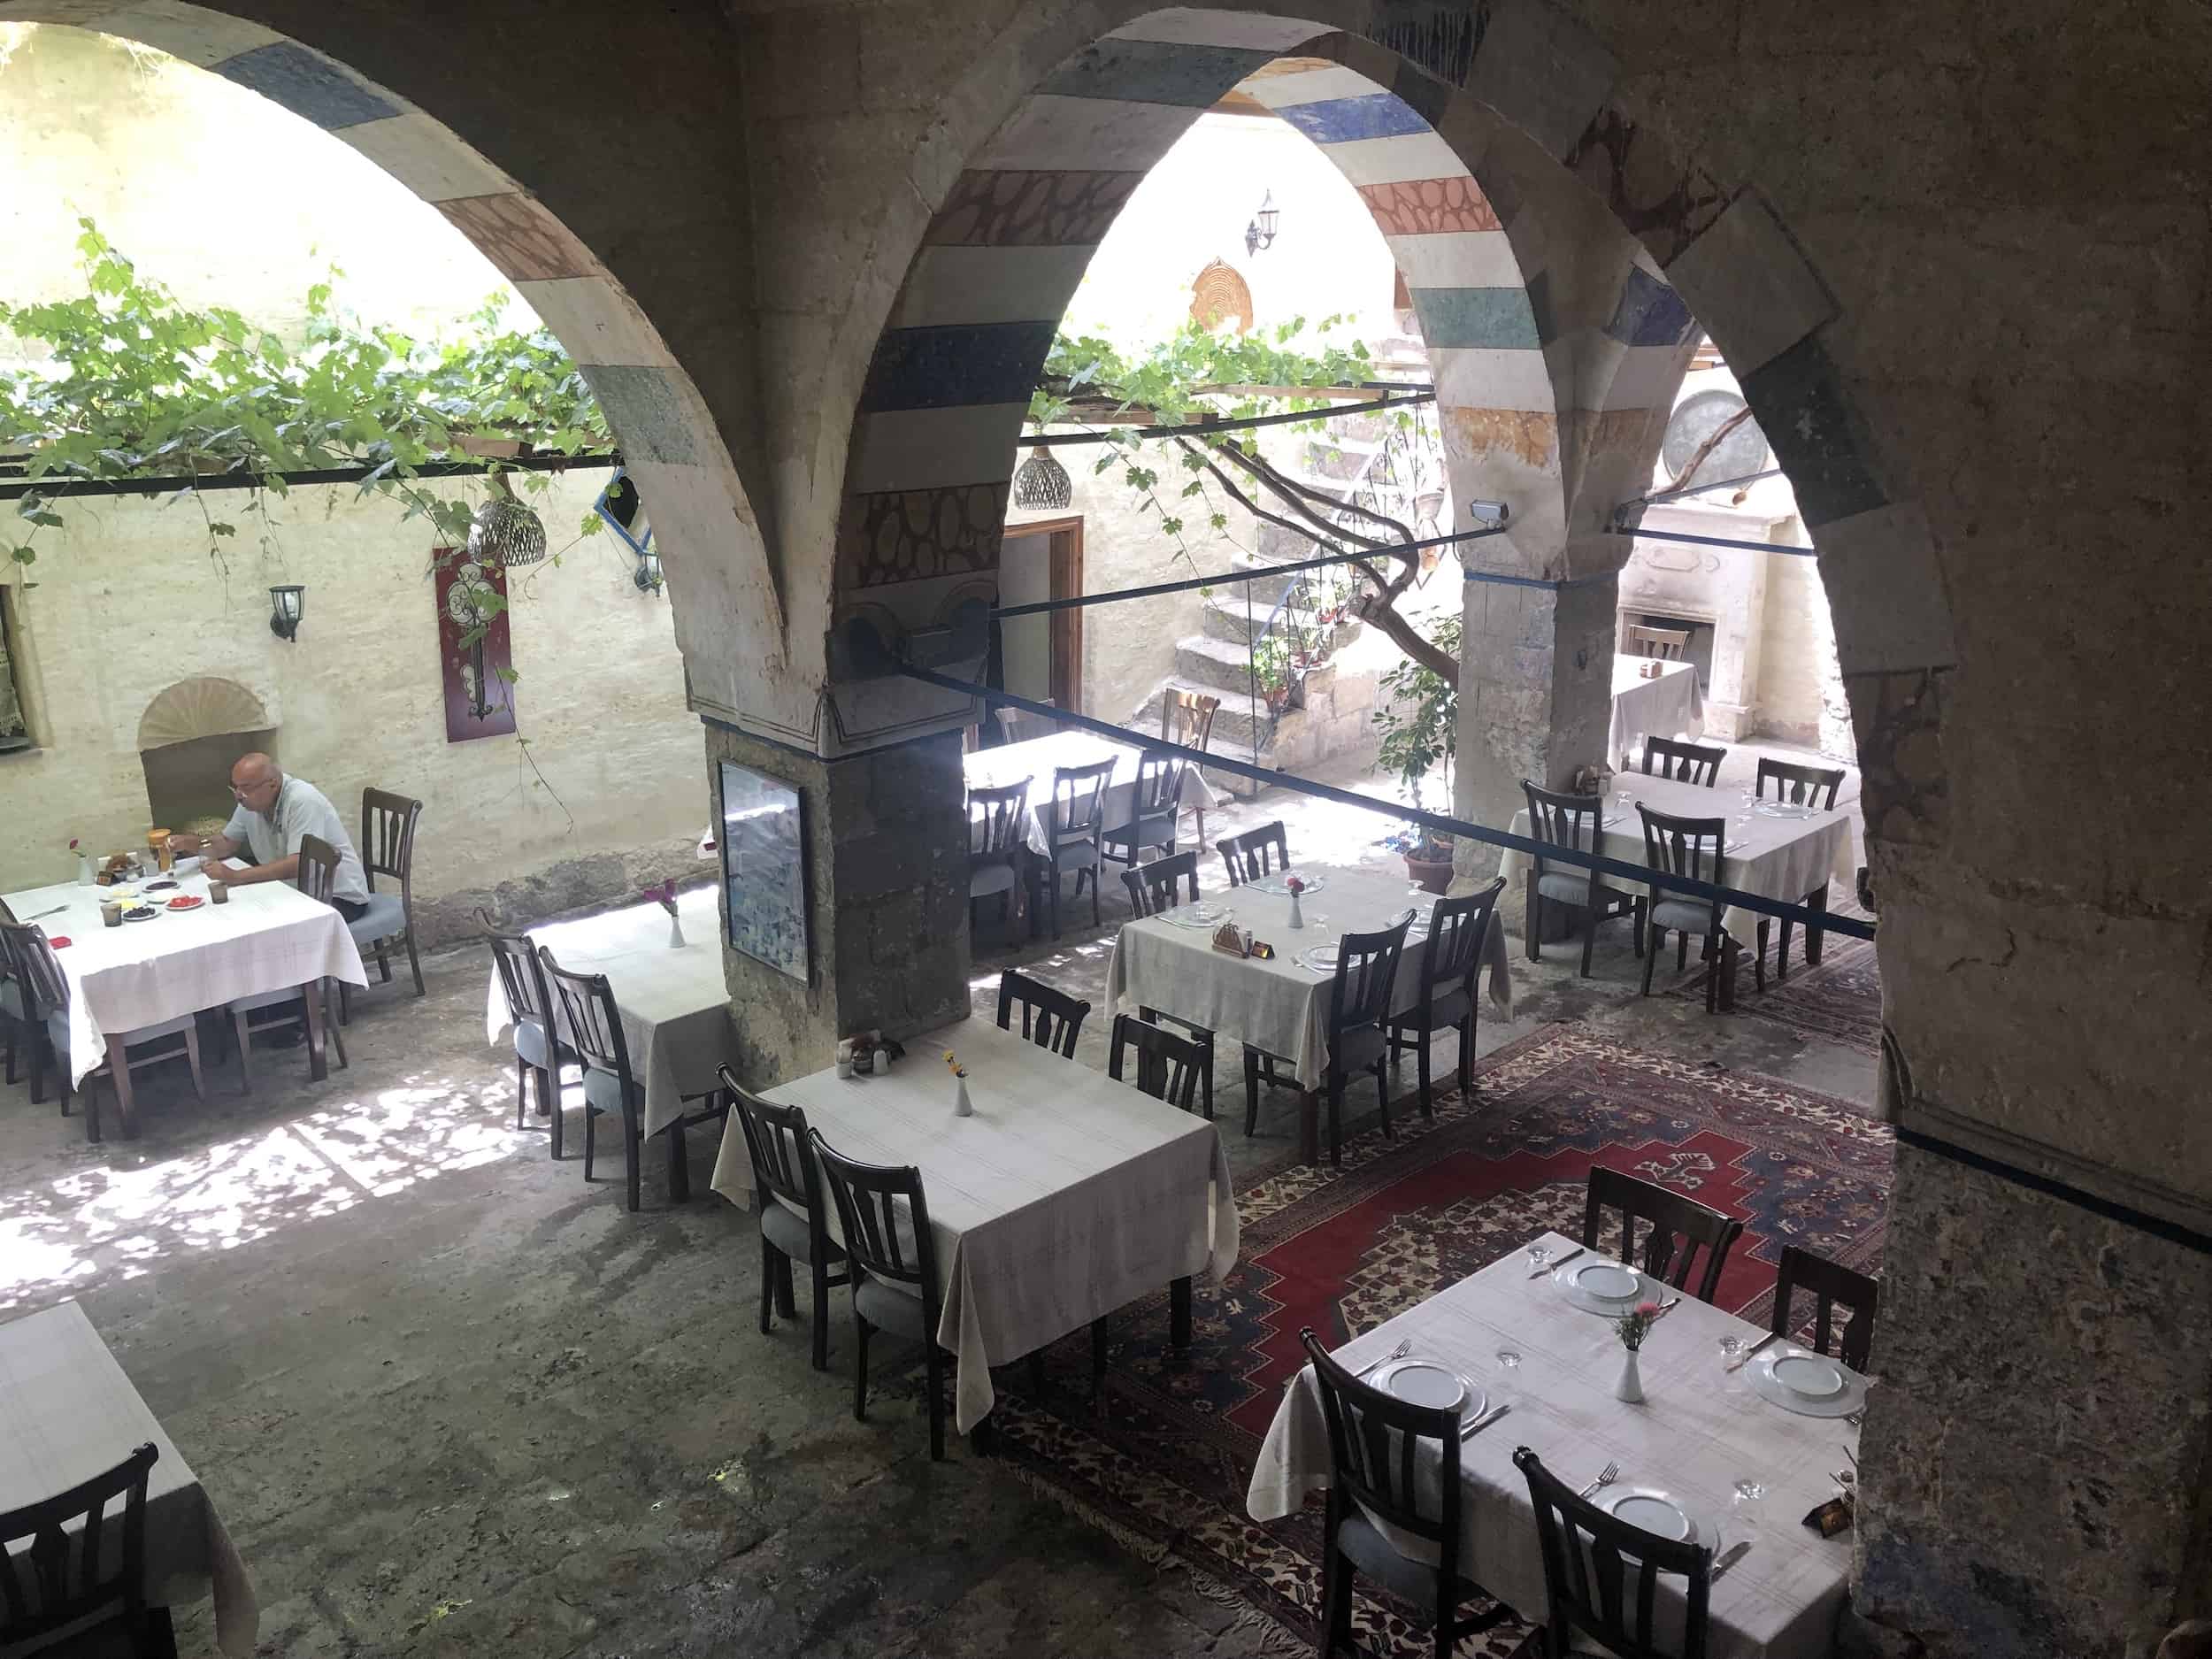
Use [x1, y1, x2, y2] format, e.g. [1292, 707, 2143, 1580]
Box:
[1115, 852, 1217, 1119]
[1098, 750, 1186, 876]
[724, 1070, 850, 1372]
[1107, 1013, 1204, 1113]
[1640, 736, 1725, 787]
[810, 1129, 953, 1460]
[1040, 759, 1111, 938]
[1770, 1243, 1879, 1371]
[1303, 916, 1411, 1165]
[1160, 688, 1220, 848]
[1386, 878, 1506, 1116]
[995, 967, 1090, 1057]
[0, 1440, 177, 1659]
[1753, 758, 1847, 983]
[1627, 623, 1690, 661]
[1635, 804, 1737, 1013]
[1514, 1445, 1712, 1659]
[1582, 1167, 1744, 1304]
[966, 779, 1029, 937]
[543, 956, 723, 1211]
[346, 787, 424, 1018]
[7, 923, 203, 1145]
[1301, 1329, 1509, 1658]
[994, 700, 1057, 745]
[1217, 819, 1290, 887]
[226, 833, 349, 1091]
[0, 916, 31, 1091]
[488, 932, 570, 1156]
[1521, 780, 1641, 979]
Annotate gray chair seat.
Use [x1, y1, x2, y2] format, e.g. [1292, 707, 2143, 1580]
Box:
[346, 891, 408, 945]
[970, 863, 1018, 900]
[514, 1017, 553, 1070]
[762, 1197, 837, 1264]
[1650, 897, 1718, 933]
[1102, 815, 1175, 852]
[46, 1008, 194, 1064]
[1536, 871, 1597, 904]
[1335, 1513, 1477, 1612]
[855, 1273, 928, 1336]
[1050, 833, 1101, 867]
[582, 1066, 631, 1114]
[1395, 985, 1471, 1033]
[0, 979, 23, 1020]
[1333, 1025, 1388, 1076]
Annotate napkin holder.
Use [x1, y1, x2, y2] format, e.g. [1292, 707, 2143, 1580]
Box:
[1803, 1494, 1855, 1538]
[1210, 922, 1249, 957]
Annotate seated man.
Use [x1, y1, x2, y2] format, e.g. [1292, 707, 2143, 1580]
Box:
[167, 753, 372, 921]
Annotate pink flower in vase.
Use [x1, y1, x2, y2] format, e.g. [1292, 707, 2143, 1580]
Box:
[1286, 875, 1305, 895]
[641, 879, 679, 917]
[1633, 1300, 1661, 1317]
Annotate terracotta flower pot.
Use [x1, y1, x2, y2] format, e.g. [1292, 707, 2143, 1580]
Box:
[1405, 855, 1454, 894]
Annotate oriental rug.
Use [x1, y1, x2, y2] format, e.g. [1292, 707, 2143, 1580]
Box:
[1668, 897, 1883, 1056]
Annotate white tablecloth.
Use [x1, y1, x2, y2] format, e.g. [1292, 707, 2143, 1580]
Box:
[965, 731, 1221, 856]
[1496, 773, 1854, 943]
[1609, 657, 1706, 768]
[709, 1017, 1239, 1432]
[1248, 1230, 1853, 1659]
[0, 1302, 258, 1656]
[484, 885, 733, 1137]
[1103, 862, 1512, 1088]
[2, 873, 368, 1087]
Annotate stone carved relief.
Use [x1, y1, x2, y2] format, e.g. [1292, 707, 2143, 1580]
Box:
[1847, 667, 1949, 848]
[926, 169, 1145, 247]
[1359, 176, 1502, 234]
[1565, 108, 1730, 267]
[837, 483, 1008, 590]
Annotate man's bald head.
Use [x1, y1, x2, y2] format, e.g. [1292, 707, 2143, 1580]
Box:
[230, 753, 283, 814]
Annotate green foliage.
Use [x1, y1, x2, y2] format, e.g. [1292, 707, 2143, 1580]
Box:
[0, 219, 611, 568]
[1372, 612, 1461, 816]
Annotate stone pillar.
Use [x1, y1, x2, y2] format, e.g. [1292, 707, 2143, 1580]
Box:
[700, 721, 972, 1086]
[1454, 568, 1619, 884]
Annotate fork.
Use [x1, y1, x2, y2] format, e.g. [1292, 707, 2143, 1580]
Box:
[1355, 1338, 1411, 1380]
[1578, 1460, 1620, 1501]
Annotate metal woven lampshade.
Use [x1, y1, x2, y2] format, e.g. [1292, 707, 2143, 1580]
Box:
[1012, 445, 1071, 511]
[468, 483, 548, 568]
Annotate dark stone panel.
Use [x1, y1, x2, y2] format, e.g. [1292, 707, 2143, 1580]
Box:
[1739, 334, 1889, 527]
[1409, 286, 1541, 349]
[1605, 265, 1698, 348]
[211, 40, 400, 129]
[1277, 91, 1432, 144]
[1367, 0, 1493, 89]
[1525, 268, 1559, 345]
[1391, 58, 1454, 126]
[579, 365, 700, 465]
[858, 321, 1059, 414]
[1036, 37, 1276, 108]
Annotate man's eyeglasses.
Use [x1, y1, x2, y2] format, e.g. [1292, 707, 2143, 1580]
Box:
[230, 779, 277, 799]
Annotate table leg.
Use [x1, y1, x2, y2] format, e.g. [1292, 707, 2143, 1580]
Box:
[1719, 938, 1740, 1012]
[1806, 884, 1829, 965]
[1171, 1276, 1193, 1348]
[1297, 1087, 1320, 1168]
[104, 1035, 138, 1139]
[302, 980, 329, 1081]
[666, 1120, 692, 1202]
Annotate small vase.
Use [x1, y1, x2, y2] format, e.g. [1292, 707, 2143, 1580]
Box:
[953, 1076, 973, 1118]
[667, 911, 687, 949]
[1287, 891, 1304, 930]
[1615, 1348, 1644, 1403]
[77, 855, 93, 887]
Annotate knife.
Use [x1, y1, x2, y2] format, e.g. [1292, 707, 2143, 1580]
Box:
[1532, 1246, 1585, 1279]
[1724, 1332, 1779, 1372]
[1710, 1540, 1752, 1583]
[1460, 1402, 1511, 1440]
[21, 904, 68, 920]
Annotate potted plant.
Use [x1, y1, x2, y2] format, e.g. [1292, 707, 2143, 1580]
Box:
[1253, 634, 1292, 714]
[1372, 615, 1461, 892]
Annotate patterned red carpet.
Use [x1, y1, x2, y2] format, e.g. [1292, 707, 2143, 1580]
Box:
[986, 1024, 1893, 1659]
[1668, 898, 1883, 1055]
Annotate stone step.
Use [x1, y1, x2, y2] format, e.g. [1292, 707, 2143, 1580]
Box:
[1200, 591, 1369, 649]
[1173, 631, 1345, 700]
[1134, 676, 1275, 749]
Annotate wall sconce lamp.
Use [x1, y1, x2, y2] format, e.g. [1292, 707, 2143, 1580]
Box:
[633, 548, 664, 595]
[268, 584, 305, 641]
[1243, 189, 1279, 257]
[595, 465, 662, 596]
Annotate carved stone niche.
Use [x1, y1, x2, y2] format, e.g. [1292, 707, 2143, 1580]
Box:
[1617, 497, 1797, 741]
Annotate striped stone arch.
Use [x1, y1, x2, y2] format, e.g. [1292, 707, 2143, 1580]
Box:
[0, 0, 785, 719]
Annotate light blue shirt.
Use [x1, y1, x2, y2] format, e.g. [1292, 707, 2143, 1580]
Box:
[223, 775, 370, 904]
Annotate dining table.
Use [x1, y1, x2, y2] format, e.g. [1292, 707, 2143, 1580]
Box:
[483, 883, 734, 1141]
[709, 1016, 1240, 1433]
[0, 1301, 259, 1655]
[1248, 1228, 1862, 1659]
[3, 865, 368, 1134]
[964, 731, 1222, 860]
[1609, 657, 1706, 769]
[1104, 860, 1513, 1165]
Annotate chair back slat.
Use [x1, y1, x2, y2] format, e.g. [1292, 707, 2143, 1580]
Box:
[1217, 820, 1289, 887]
[722, 1070, 824, 1217]
[1132, 749, 1187, 816]
[1522, 780, 1603, 884]
[1107, 1014, 1203, 1112]
[1772, 1243, 1879, 1371]
[1755, 758, 1844, 810]
[541, 954, 634, 1081]
[1048, 760, 1113, 840]
[1300, 1330, 1461, 1555]
[1515, 1445, 1711, 1659]
[996, 968, 1091, 1057]
[488, 932, 553, 1027]
[1121, 849, 1201, 917]
[1417, 879, 1504, 1007]
[1583, 1168, 1744, 1302]
[296, 833, 342, 907]
[967, 780, 1030, 858]
[360, 787, 423, 891]
[1328, 917, 1410, 1041]
[0, 1441, 157, 1645]
[1161, 687, 1219, 752]
[1627, 624, 1689, 661]
[810, 1130, 937, 1296]
[1640, 736, 1725, 787]
[3, 924, 68, 1021]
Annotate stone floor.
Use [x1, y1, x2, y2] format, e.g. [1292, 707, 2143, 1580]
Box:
[0, 743, 1875, 1658]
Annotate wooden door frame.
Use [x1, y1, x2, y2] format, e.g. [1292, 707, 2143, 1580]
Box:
[1006, 513, 1084, 714]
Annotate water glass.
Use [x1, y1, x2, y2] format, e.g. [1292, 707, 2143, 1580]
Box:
[1525, 1242, 1553, 1273]
[1732, 1477, 1768, 1525]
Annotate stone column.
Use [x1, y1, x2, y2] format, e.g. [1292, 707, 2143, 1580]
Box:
[700, 721, 972, 1087]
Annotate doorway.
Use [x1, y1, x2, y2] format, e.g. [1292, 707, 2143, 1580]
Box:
[995, 515, 1085, 716]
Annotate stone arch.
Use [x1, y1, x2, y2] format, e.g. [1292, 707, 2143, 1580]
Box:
[0, 0, 785, 719]
[135, 674, 270, 751]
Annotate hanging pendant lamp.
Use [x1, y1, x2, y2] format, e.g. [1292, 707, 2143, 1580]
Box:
[467, 470, 548, 568]
[1011, 444, 1071, 511]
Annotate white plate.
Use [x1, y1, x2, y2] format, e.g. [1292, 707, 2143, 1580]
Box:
[1161, 902, 1231, 930]
[1301, 944, 1340, 972]
[1770, 1353, 1846, 1399]
[1604, 1488, 1702, 1547]
[1746, 1344, 1869, 1418]
[1755, 802, 1818, 819]
[1251, 872, 1326, 896]
[1370, 1358, 1473, 1413]
[1554, 1257, 1649, 1316]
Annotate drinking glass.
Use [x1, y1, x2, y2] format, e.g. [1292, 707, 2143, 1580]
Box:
[1525, 1242, 1554, 1274]
[1717, 1334, 1745, 1365]
[1495, 1348, 1522, 1373]
[1732, 1477, 1768, 1524]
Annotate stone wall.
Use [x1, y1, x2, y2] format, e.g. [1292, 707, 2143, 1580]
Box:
[1757, 550, 1853, 758]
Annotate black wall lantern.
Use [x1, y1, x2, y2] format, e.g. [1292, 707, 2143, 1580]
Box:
[633, 547, 664, 595]
[268, 584, 305, 641]
[1243, 189, 1279, 257]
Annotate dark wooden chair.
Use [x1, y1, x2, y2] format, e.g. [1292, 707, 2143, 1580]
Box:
[1040, 759, 1112, 938]
[1217, 819, 1290, 887]
[1627, 623, 1690, 661]
[488, 933, 572, 1156]
[8, 924, 203, 1144]
[1635, 804, 1737, 1013]
[1771, 1243, 1879, 1371]
[994, 699, 1057, 745]
[1301, 1329, 1509, 1658]
[1514, 1444, 1712, 1659]
[1108, 1013, 1204, 1113]
[1099, 750, 1186, 876]
[0, 915, 32, 1092]
[0, 1440, 177, 1659]
[1582, 1167, 1744, 1304]
[1521, 780, 1641, 979]
[226, 833, 349, 1091]
[1640, 736, 1725, 787]
[1753, 758, 1847, 984]
[966, 779, 1030, 937]
[810, 1129, 952, 1460]
[995, 967, 1090, 1057]
[345, 787, 424, 1021]
[1303, 916, 1411, 1165]
[543, 956, 723, 1211]
[1387, 878, 1506, 1116]
[1116, 852, 1217, 1119]
[724, 1070, 850, 1372]
[1161, 688, 1220, 848]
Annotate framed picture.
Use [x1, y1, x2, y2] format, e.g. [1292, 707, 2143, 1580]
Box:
[718, 761, 810, 983]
